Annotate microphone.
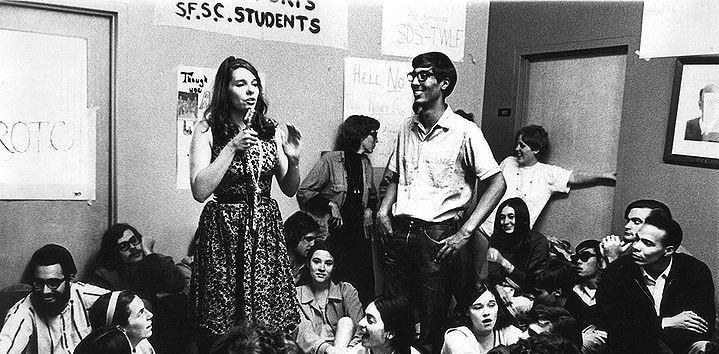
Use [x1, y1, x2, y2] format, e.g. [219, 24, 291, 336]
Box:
[243, 107, 255, 131]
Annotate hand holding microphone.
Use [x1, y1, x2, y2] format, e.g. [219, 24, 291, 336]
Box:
[229, 107, 259, 152]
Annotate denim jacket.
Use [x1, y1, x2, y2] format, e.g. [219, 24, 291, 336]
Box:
[297, 150, 377, 218]
[295, 281, 364, 354]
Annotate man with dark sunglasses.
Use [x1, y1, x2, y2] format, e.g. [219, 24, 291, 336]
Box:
[565, 240, 607, 353]
[0, 244, 109, 353]
[90, 223, 188, 353]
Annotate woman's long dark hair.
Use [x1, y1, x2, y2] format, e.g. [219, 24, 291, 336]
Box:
[491, 197, 531, 251]
[454, 281, 514, 331]
[373, 296, 415, 354]
[204, 56, 276, 145]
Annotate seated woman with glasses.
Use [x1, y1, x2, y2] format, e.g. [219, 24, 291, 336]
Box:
[442, 282, 527, 354]
[89, 223, 189, 353]
[88, 290, 155, 354]
[297, 115, 380, 306]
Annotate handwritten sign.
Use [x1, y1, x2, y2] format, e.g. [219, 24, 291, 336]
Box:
[154, 0, 347, 49]
[175, 65, 267, 189]
[176, 65, 216, 190]
[0, 29, 94, 200]
[344, 57, 414, 167]
[381, 0, 467, 62]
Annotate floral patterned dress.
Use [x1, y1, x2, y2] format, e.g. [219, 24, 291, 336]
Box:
[191, 134, 300, 340]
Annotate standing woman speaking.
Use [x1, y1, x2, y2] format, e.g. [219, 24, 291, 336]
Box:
[297, 115, 380, 305]
[189, 56, 302, 349]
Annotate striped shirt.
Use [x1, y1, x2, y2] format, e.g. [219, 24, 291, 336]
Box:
[0, 282, 109, 354]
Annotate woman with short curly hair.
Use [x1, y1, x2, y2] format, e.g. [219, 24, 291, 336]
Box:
[297, 115, 380, 306]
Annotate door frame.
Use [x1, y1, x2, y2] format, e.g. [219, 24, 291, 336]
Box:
[513, 37, 633, 134]
[5, 0, 119, 225]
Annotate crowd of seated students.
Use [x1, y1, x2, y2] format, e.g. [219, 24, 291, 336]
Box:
[0, 192, 717, 354]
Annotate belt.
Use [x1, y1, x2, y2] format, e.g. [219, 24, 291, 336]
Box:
[214, 193, 271, 204]
[393, 216, 456, 230]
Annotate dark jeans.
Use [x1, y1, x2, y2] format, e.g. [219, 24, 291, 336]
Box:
[384, 217, 459, 353]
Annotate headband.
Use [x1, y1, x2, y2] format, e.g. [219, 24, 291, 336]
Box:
[106, 291, 121, 325]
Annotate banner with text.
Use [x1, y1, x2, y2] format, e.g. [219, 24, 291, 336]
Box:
[0, 29, 95, 200]
[382, 0, 466, 62]
[155, 0, 347, 49]
[343, 57, 414, 167]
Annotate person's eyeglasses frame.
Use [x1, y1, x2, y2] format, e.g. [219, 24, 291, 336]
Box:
[406, 70, 436, 83]
[571, 251, 598, 263]
[33, 277, 68, 290]
[117, 234, 142, 252]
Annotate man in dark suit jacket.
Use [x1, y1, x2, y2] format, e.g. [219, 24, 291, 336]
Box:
[596, 210, 714, 353]
[685, 83, 719, 142]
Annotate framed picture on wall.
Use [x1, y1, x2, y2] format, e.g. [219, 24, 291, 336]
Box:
[664, 56, 719, 169]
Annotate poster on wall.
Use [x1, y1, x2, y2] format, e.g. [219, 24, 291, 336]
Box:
[176, 65, 267, 189]
[381, 0, 466, 62]
[154, 0, 348, 49]
[639, 0, 719, 59]
[343, 57, 414, 167]
[0, 29, 95, 200]
[176, 65, 216, 190]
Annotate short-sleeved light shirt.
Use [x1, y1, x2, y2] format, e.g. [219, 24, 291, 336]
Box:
[387, 106, 500, 223]
[479, 156, 572, 236]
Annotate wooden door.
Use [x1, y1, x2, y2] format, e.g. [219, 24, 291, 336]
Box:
[0, 2, 115, 283]
[520, 47, 626, 246]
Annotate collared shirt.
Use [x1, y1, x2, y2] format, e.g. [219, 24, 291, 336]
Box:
[387, 106, 500, 222]
[0, 282, 109, 354]
[641, 257, 673, 316]
[573, 284, 597, 306]
[295, 281, 364, 354]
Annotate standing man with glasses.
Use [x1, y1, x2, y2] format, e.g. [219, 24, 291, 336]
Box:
[376, 51, 506, 353]
[0, 244, 109, 354]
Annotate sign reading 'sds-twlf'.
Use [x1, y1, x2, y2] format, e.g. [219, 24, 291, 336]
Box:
[381, 0, 467, 62]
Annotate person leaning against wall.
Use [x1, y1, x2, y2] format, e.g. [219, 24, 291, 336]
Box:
[478, 124, 616, 238]
[297, 115, 380, 306]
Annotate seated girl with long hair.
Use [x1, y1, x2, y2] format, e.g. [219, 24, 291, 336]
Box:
[349, 296, 421, 354]
[441, 282, 527, 354]
[295, 241, 364, 354]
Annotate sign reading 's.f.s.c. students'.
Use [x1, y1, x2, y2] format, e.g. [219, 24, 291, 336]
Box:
[154, 0, 348, 49]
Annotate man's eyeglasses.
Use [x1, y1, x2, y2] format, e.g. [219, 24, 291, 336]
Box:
[368, 131, 378, 139]
[571, 251, 598, 263]
[117, 235, 141, 252]
[33, 277, 67, 290]
[406, 70, 435, 83]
